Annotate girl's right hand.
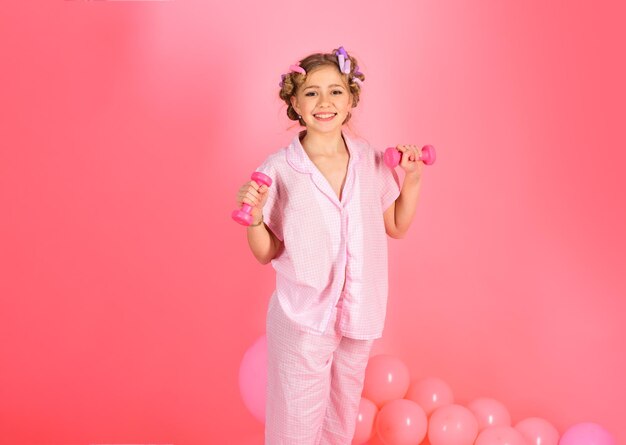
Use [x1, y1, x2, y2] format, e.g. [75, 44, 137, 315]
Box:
[236, 180, 269, 222]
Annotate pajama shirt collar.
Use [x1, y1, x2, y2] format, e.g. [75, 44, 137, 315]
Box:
[285, 130, 362, 209]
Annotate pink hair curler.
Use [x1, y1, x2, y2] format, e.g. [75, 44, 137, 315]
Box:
[232, 171, 273, 226]
[384, 145, 436, 168]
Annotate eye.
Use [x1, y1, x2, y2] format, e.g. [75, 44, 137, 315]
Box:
[305, 91, 317, 97]
[332, 90, 343, 95]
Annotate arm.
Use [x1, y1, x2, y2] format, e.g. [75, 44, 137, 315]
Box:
[237, 180, 283, 265]
[383, 144, 424, 239]
[384, 171, 422, 239]
[247, 215, 283, 265]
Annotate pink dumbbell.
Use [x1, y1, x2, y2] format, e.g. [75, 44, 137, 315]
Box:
[384, 145, 436, 168]
[232, 171, 273, 226]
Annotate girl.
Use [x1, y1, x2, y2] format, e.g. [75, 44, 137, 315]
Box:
[236, 46, 424, 445]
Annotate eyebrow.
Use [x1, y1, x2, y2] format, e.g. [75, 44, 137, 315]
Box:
[303, 84, 346, 90]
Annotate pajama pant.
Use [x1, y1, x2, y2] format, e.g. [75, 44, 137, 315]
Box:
[265, 292, 374, 445]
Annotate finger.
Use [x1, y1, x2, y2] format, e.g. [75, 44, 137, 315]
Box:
[409, 145, 422, 162]
[242, 198, 257, 207]
[239, 183, 257, 199]
[241, 186, 256, 201]
[247, 184, 260, 198]
[236, 189, 249, 204]
[399, 145, 411, 162]
[403, 146, 412, 161]
[244, 191, 259, 206]
[401, 145, 416, 158]
[238, 196, 256, 207]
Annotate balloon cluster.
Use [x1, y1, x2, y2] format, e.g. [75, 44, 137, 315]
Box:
[238, 337, 616, 445]
[354, 354, 615, 445]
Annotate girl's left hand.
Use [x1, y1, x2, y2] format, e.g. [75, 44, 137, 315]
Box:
[397, 144, 424, 178]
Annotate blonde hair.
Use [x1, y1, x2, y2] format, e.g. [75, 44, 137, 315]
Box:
[279, 48, 365, 126]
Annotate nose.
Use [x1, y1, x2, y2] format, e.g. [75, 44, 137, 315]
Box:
[318, 91, 332, 106]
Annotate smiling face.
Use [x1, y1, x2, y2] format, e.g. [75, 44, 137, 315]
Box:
[290, 65, 353, 136]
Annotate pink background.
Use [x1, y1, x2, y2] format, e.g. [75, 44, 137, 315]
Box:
[1, 1, 624, 444]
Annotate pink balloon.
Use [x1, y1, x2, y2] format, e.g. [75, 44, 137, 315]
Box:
[353, 397, 379, 445]
[366, 432, 387, 445]
[514, 417, 560, 445]
[405, 377, 454, 416]
[238, 334, 267, 424]
[376, 399, 427, 445]
[560, 422, 616, 445]
[428, 404, 478, 445]
[467, 398, 511, 431]
[475, 426, 527, 445]
[362, 355, 411, 407]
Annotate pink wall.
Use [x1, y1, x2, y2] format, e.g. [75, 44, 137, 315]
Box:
[1, 1, 624, 444]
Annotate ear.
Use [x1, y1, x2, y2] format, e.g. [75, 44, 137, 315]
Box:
[290, 95, 300, 115]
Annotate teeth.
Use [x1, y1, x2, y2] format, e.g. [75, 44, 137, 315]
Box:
[315, 113, 335, 118]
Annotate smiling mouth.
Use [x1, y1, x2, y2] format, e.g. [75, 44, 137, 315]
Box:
[314, 113, 337, 120]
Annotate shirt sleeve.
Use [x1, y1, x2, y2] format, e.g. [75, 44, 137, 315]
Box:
[256, 157, 284, 241]
[375, 149, 401, 211]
